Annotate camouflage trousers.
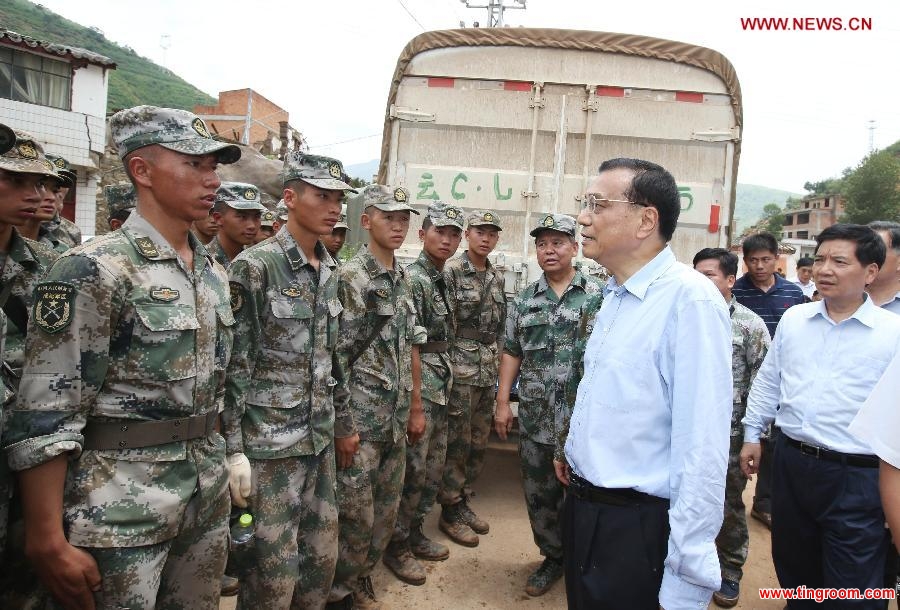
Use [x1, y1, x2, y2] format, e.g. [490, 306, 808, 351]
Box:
[519, 435, 564, 560]
[438, 383, 494, 505]
[84, 484, 229, 610]
[716, 435, 750, 582]
[393, 398, 448, 543]
[330, 439, 406, 602]
[237, 445, 338, 610]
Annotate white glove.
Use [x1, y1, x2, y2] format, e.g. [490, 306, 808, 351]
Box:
[227, 453, 252, 508]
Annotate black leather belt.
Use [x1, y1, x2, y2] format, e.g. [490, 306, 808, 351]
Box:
[419, 341, 449, 354]
[83, 411, 218, 450]
[569, 472, 668, 506]
[456, 327, 496, 345]
[784, 435, 878, 468]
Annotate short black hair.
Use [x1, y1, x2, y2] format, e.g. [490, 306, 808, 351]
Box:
[742, 232, 779, 257]
[107, 209, 131, 227]
[797, 256, 814, 268]
[868, 221, 900, 254]
[598, 158, 680, 241]
[815, 223, 886, 268]
[693, 247, 738, 277]
[422, 216, 433, 230]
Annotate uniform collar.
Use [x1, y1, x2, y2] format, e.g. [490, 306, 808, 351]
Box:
[605, 246, 675, 301]
[359, 243, 402, 279]
[273, 225, 336, 272]
[805, 292, 879, 327]
[534, 269, 587, 297]
[461, 250, 493, 275]
[6, 228, 41, 267]
[121, 210, 211, 264]
[415, 250, 444, 282]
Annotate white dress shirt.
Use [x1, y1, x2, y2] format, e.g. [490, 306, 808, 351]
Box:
[744, 296, 900, 455]
[850, 349, 900, 468]
[565, 246, 732, 609]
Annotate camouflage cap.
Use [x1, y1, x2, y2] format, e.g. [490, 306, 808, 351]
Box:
[0, 130, 60, 178]
[215, 181, 267, 211]
[109, 105, 241, 164]
[275, 199, 288, 221]
[104, 183, 137, 218]
[360, 184, 419, 214]
[260, 209, 276, 228]
[530, 213, 576, 237]
[334, 203, 349, 230]
[0, 123, 15, 155]
[467, 210, 502, 231]
[44, 153, 76, 186]
[282, 152, 357, 191]
[427, 201, 464, 229]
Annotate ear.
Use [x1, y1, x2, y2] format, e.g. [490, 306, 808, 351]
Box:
[635, 205, 659, 240]
[361, 212, 372, 231]
[127, 155, 153, 189]
[282, 187, 296, 210]
[864, 262, 880, 286]
[418, 228, 426, 241]
[726, 274, 736, 290]
[212, 211, 223, 222]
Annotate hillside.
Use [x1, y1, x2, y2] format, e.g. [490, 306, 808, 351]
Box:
[734, 184, 803, 232]
[0, 0, 215, 112]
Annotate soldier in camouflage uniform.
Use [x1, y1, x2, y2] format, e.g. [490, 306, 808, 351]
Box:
[4, 106, 241, 609]
[495, 214, 604, 597]
[329, 184, 419, 610]
[207, 181, 266, 268]
[693, 248, 770, 608]
[438, 210, 506, 546]
[42, 153, 82, 249]
[321, 202, 349, 262]
[383, 201, 464, 586]
[222, 153, 356, 609]
[105, 183, 136, 231]
[255, 210, 276, 244]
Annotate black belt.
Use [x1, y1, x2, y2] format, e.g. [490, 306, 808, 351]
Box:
[83, 411, 218, 450]
[456, 327, 497, 345]
[784, 435, 879, 468]
[568, 472, 668, 506]
[419, 341, 449, 354]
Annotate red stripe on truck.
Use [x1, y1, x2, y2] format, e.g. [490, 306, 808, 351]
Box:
[428, 77, 455, 88]
[503, 81, 533, 91]
[708, 204, 720, 233]
[675, 91, 704, 103]
[597, 86, 625, 97]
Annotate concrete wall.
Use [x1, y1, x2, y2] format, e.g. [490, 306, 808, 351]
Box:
[196, 89, 288, 146]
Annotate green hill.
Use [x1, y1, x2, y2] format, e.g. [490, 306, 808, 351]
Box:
[0, 0, 215, 112]
[734, 184, 803, 232]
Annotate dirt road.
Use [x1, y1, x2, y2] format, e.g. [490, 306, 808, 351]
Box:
[222, 439, 782, 609]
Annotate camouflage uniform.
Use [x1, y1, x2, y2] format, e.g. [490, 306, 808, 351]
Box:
[439, 215, 506, 508]
[221, 154, 355, 610]
[43, 154, 81, 250]
[393, 204, 464, 546]
[330, 185, 418, 603]
[105, 183, 136, 226]
[208, 182, 266, 269]
[0, 122, 14, 562]
[4, 106, 241, 609]
[716, 297, 770, 583]
[506, 251, 603, 562]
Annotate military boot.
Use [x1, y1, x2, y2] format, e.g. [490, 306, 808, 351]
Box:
[220, 574, 240, 596]
[524, 557, 564, 596]
[383, 540, 427, 585]
[353, 575, 380, 610]
[459, 495, 490, 534]
[324, 595, 355, 610]
[439, 502, 479, 547]
[409, 523, 450, 561]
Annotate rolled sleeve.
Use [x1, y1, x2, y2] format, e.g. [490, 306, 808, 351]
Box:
[743, 323, 783, 443]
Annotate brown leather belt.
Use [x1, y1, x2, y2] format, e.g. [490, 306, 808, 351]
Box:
[456, 327, 497, 345]
[419, 341, 449, 353]
[82, 411, 218, 450]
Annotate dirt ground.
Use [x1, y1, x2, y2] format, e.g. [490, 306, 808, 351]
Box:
[222, 436, 782, 610]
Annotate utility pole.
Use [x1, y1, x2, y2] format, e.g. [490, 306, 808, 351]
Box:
[159, 34, 171, 68]
[867, 119, 876, 154]
[460, 0, 526, 27]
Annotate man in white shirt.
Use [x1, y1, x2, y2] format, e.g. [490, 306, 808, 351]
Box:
[866, 221, 900, 314]
[741, 223, 900, 608]
[792, 256, 816, 299]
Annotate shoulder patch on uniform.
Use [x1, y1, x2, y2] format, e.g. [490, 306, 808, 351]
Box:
[375, 288, 390, 299]
[229, 281, 245, 313]
[33, 282, 75, 334]
[149, 286, 180, 302]
[281, 285, 302, 298]
[134, 236, 160, 258]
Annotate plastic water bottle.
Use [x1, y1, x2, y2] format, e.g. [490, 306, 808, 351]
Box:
[230, 512, 255, 572]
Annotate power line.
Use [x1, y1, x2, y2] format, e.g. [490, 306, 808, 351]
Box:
[308, 133, 382, 149]
[396, 0, 427, 30]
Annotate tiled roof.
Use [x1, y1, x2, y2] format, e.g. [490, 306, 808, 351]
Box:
[0, 28, 116, 68]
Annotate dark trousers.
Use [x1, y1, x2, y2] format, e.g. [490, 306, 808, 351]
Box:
[753, 427, 776, 513]
[773, 434, 891, 609]
[562, 479, 669, 610]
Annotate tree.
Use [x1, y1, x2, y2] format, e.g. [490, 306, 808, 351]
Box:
[762, 203, 785, 236]
[842, 151, 900, 224]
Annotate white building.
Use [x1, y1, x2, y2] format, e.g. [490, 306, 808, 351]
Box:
[0, 29, 116, 238]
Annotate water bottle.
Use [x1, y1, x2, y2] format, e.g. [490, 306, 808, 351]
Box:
[230, 512, 255, 573]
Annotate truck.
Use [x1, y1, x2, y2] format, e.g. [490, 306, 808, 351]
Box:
[361, 27, 743, 293]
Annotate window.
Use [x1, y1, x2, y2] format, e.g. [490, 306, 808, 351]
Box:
[787, 232, 793, 238]
[798, 213, 810, 224]
[824, 198, 829, 208]
[784, 215, 793, 226]
[797, 230, 809, 239]
[0, 46, 71, 110]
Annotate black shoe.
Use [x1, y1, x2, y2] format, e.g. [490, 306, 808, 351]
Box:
[712, 578, 740, 608]
[325, 595, 355, 610]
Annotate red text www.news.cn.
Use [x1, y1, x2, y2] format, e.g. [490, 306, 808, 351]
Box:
[759, 587, 896, 603]
[741, 17, 872, 31]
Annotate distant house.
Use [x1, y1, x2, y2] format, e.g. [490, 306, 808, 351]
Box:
[194, 89, 305, 158]
[0, 28, 116, 238]
[781, 192, 845, 261]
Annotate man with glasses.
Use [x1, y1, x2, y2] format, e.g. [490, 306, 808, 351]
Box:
[557, 158, 732, 609]
[732, 232, 805, 530]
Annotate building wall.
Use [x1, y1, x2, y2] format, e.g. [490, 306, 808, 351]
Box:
[195, 89, 288, 146]
[71, 64, 109, 118]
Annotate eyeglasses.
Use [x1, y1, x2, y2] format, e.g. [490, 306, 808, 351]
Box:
[581, 193, 648, 214]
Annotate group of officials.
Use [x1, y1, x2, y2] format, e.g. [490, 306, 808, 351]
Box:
[0, 103, 899, 610]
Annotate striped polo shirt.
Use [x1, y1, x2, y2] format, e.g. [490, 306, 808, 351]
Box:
[733, 273, 805, 338]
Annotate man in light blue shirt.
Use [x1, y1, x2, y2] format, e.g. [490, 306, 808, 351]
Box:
[742, 224, 900, 608]
[558, 158, 732, 610]
[867, 221, 900, 315]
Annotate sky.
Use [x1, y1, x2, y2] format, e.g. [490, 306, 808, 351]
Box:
[34, 0, 900, 193]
